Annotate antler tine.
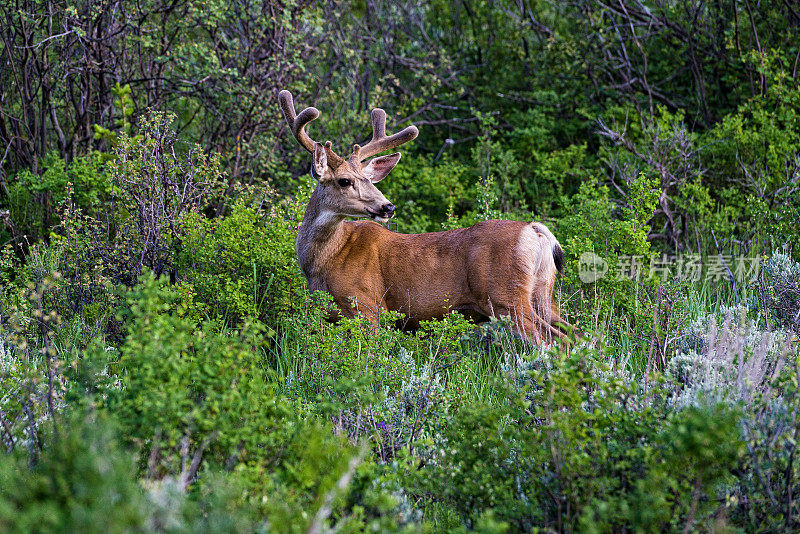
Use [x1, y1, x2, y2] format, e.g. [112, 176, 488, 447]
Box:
[278, 90, 320, 153]
[278, 90, 345, 168]
[350, 108, 419, 164]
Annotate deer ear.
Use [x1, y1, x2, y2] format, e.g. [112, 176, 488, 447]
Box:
[311, 142, 328, 180]
[362, 153, 401, 183]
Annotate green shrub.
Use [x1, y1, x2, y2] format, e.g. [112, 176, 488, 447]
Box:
[277, 298, 474, 399]
[732, 351, 800, 531]
[1, 111, 227, 329]
[666, 304, 800, 531]
[106, 111, 223, 281]
[102, 272, 291, 476]
[179, 198, 306, 325]
[96, 273, 392, 529]
[411, 342, 743, 531]
[707, 58, 800, 253]
[556, 172, 659, 333]
[380, 154, 470, 234]
[0, 409, 262, 533]
[0, 412, 147, 533]
[759, 250, 800, 333]
[2, 152, 110, 243]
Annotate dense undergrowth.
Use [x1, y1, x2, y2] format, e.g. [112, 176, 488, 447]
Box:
[0, 125, 797, 530]
[2, 0, 800, 532]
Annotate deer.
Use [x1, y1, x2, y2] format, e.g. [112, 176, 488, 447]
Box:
[278, 90, 570, 344]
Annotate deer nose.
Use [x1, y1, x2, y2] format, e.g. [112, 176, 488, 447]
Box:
[382, 203, 395, 217]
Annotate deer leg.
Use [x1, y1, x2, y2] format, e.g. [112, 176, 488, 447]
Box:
[510, 305, 544, 344]
[544, 297, 576, 342]
[529, 283, 571, 341]
[517, 300, 568, 345]
[479, 298, 560, 345]
[549, 310, 572, 333]
[511, 304, 565, 345]
[343, 296, 384, 332]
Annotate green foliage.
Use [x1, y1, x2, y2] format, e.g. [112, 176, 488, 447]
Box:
[277, 295, 474, 400]
[102, 272, 286, 475]
[0, 409, 265, 533]
[4, 153, 110, 242]
[413, 344, 744, 532]
[95, 273, 389, 530]
[529, 142, 594, 214]
[0, 412, 147, 533]
[509, 104, 598, 214]
[74, 110, 223, 287]
[733, 352, 800, 530]
[179, 198, 306, 325]
[557, 172, 659, 332]
[411, 398, 529, 528]
[464, 111, 526, 219]
[381, 155, 469, 233]
[93, 83, 139, 150]
[707, 57, 800, 252]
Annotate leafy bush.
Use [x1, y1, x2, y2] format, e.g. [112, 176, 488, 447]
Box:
[106, 111, 223, 281]
[101, 273, 283, 474]
[556, 172, 659, 332]
[760, 251, 800, 333]
[0, 412, 147, 533]
[0, 409, 262, 533]
[668, 304, 791, 407]
[665, 304, 800, 531]
[380, 154, 470, 234]
[412, 342, 744, 531]
[93, 273, 401, 530]
[732, 352, 800, 531]
[3, 152, 110, 243]
[179, 198, 306, 325]
[707, 60, 800, 252]
[278, 302, 474, 399]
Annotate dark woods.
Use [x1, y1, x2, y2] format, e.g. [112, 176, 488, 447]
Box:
[2, 1, 799, 249]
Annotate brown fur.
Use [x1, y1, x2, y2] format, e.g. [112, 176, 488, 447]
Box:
[298, 194, 570, 343]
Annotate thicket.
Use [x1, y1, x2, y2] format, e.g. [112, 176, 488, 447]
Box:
[1, 0, 799, 532]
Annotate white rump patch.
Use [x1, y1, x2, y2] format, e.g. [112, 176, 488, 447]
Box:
[517, 226, 544, 276]
[530, 222, 557, 245]
[516, 223, 557, 280]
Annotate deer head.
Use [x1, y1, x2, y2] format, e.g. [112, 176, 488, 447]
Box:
[278, 90, 418, 222]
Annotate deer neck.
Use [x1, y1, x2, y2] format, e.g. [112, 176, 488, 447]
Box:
[296, 187, 349, 279]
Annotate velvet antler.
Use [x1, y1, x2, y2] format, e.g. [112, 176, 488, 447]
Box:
[349, 108, 419, 165]
[278, 90, 344, 168]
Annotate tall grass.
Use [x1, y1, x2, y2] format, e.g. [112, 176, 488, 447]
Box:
[265, 273, 757, 412]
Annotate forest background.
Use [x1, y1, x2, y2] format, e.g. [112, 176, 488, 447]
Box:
[1, 1, 799, 532]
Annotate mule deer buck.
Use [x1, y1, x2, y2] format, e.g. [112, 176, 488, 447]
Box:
[278, 90, 570, 344]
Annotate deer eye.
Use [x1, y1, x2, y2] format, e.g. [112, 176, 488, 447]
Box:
[337, 178, 352, 187]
